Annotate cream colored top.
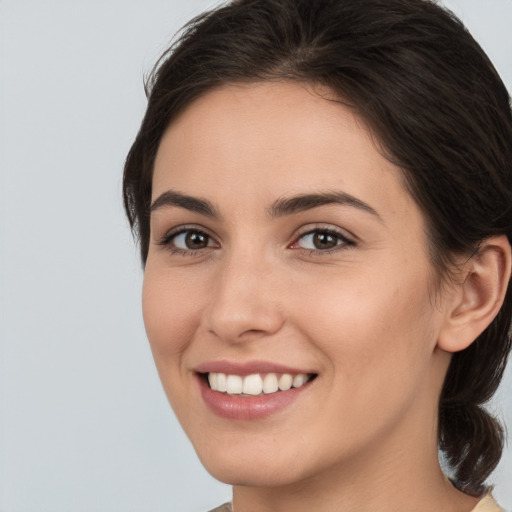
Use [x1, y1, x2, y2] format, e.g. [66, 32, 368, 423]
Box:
[208, 494, 504, 512]
[472, 494, 505, 512]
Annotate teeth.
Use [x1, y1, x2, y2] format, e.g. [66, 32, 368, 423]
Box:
[226, 375, 243, 395]
[207, 372, 311, 395]
[208, 373, 218, 390]
[217, 373, 227, 392]
[262, 373, 278, 393]
[278, 374, 293, 391]
[242, 374, 263, 395]
[293, 374, 307, 388]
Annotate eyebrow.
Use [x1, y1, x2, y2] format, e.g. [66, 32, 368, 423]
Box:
[269, 191, 381, 219]
[150, 189, 380, 220]
[150, 190, 218, 217]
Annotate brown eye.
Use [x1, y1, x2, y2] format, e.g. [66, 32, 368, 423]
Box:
[295, 229, 352, 252]
[311, 232, 338, 250]
[185, 231, 209, 249]
[171, 230, 214, 251]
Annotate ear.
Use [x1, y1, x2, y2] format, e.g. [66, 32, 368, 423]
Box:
[437, 235, 511, 353]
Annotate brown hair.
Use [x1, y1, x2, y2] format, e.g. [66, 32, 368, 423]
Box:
[123, 0, 512, 495]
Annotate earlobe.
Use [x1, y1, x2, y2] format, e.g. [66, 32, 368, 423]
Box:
[437, 235, 512, 353]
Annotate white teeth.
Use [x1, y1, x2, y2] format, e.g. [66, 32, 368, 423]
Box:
[217, 373, 227, 392]
[207, 372, 311, 395]
[208, 373, 218, 389]
[262, 373, 279, 394]
[226, 375, 243, 395]
[242, 374, 263, 395]
[278, 373, 293, 391]
[293, 374, 307, 388]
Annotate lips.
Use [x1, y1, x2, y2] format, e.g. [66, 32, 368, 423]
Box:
[195, 361, 317, 420]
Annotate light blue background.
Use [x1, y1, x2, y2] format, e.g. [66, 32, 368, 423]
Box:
[0, 1, 510, 510]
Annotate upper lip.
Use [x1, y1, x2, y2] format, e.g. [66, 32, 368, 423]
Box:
[194, 360, 315, 376]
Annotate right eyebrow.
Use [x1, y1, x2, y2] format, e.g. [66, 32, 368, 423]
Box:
[150, 190, 218, 217]
[268, 191, 381, 220]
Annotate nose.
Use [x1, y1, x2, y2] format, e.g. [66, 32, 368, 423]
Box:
[201, 251, 285, 344]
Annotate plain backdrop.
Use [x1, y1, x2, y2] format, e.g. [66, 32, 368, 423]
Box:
[0, 1, 511, 511]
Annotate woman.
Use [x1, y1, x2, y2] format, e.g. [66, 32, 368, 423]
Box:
[123, 0, 512, 510]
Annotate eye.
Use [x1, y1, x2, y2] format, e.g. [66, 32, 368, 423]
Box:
[159, 227, 218, 254]
[173, 230, 212, 250]
[292, 228, 354, 252]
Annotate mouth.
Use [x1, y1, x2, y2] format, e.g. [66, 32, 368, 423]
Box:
[202, 371, 316, 396]
[195, 361, 318, 419]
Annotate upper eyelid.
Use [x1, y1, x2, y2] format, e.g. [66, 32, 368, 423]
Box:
[292, 224, 356, 242]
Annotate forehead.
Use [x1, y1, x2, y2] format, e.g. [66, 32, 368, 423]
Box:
[152, 81, 417, 222]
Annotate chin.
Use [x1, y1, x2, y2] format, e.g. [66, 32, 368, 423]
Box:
[201, 457, 306, 488]
[193, 436, 325, 489]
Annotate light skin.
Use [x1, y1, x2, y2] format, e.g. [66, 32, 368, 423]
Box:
[143, 82, 511, 512]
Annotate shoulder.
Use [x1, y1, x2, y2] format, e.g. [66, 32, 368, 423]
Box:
[207, 503, 232, 512]
[472, 494, 505, 512]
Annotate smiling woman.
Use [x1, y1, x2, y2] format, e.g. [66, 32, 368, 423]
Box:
[123, 0, 512, 511]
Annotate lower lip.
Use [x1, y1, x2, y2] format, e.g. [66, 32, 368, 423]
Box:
[198, 376, 311, 420]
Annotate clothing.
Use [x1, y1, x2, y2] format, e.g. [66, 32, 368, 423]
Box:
[208, 504, 232, 512]
[207, 494, 504, 512]
[473, 494, 505, 512]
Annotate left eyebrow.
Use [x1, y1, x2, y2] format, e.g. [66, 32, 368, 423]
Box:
[150, 190, 218, 217]
[268, 191, 381, 220]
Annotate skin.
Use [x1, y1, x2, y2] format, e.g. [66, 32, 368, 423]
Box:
[143, 82, 491, 512]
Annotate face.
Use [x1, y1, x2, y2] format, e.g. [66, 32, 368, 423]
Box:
[144, 82, 451, 488]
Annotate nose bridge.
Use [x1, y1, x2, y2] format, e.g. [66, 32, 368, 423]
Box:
[202, 243, 284, 343]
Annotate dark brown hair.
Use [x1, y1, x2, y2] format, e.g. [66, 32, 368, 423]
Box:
[123, 0, 512, 495]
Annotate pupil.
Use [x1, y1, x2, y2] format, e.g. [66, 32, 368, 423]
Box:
[313, 232, 337, 249]
[186, 231, 208, 249]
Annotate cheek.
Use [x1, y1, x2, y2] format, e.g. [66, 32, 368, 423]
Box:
[141, 267, 204, 364]
[293, 264, 438, 394]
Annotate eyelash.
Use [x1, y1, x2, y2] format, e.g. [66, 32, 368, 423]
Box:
[158, 225, 355, 257]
